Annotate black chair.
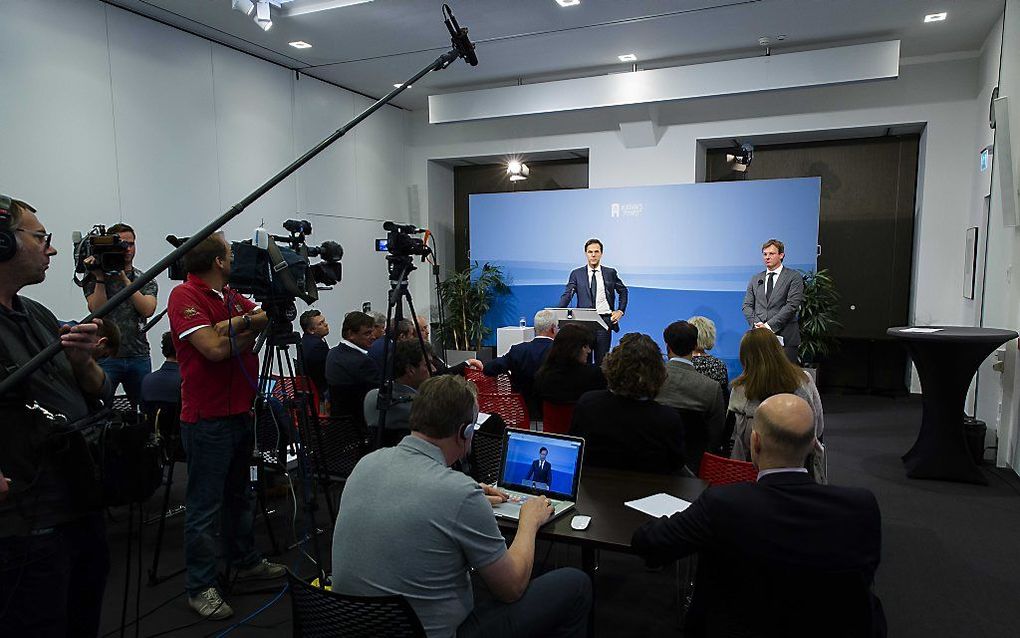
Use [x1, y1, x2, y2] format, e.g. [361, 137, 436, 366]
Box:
[111, 393, 136, 413]
[297, 415, 368, 521]
[287, 569, 426, 638]
[469, 429, 503, 485]
[147, 402, 185, 584]
[673, 408, 710, 475]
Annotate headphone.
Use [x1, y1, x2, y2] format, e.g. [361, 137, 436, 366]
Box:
[0, 194, 16, 262]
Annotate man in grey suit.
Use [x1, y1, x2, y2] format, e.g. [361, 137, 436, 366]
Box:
[742, 238, 804, 363]
[656, 321, 726, 473]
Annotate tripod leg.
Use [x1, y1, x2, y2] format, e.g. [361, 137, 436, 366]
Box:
[147, 460, 176, 585]
[257, 471, 281, 556]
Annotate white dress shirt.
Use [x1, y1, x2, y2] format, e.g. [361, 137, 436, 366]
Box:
[340, 338, 368, 355]
[588, 266, 612, 315]
[756, 466, 808, 481]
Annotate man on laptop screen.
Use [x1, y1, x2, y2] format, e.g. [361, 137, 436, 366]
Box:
[493, 429, 584, 522]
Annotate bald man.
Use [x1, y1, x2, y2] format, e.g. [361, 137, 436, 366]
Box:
[632, 394, 886, 638]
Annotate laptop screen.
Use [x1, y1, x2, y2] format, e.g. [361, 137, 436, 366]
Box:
[499, 429, 584, 501]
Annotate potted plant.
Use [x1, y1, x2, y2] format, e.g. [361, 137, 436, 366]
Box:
[438, 262, 511, 363]
[798, 269, 842, 383]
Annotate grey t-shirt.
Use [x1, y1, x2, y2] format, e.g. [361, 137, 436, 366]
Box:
[363, 384, 415, 430]
[332, 436, 507, 637]
[82, 267, 157, 357]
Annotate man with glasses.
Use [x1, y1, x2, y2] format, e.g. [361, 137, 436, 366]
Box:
[83, 222, 158, 405]
[0, 195, 112, 637]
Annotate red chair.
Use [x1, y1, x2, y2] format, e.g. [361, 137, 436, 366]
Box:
[465, 369, 498, 394]
[271, 375, 320, 421]
[478, 392, 530, 430]
[541, 401, 575, 434]
[493, 374, 514, 394]
[698, 452, 757, 486]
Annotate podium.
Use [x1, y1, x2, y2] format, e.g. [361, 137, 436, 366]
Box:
[542, 308, 608, 332]
[496, 326, 535, 357]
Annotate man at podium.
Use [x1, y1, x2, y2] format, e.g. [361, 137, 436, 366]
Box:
[558, 238, 628, 364]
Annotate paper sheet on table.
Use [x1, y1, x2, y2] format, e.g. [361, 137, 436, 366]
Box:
[900, 327, 943, 333]
[625, 493, 692, 518]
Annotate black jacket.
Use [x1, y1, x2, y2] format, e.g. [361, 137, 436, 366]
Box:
[483, 337, 553, 398]
[325, 343, 380, 423]
[632, 471, 885, 637]
[301, 333, 329, 397]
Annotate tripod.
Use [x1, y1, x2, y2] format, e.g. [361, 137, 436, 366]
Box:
[374, 254, 435, 451]
[252, 300, 328, 579]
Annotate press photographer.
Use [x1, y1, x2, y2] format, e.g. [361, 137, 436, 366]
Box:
[167, 231, 285, 620]
[0, 195, 112, 637]
[78, 223, 158, 405]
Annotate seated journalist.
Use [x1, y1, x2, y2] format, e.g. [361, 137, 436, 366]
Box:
[363, 339, 433, 446]
[632, 394, 886, 638]
[333, 375, 591, 638]
[532, 323, 606, 405]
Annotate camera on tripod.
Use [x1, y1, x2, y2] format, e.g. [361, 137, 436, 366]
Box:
[167, 219, 343, 306]
[72, 225, 129, 281]
[379, 221, 431, 259]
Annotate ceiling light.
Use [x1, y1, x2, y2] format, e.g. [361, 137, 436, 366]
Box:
[255, 0, 272, 30]
[556, 0, 581, 6]
[232, 0, 255, 15]
[507, 160, 530, 182]
[289, 41, 312, 49]
[924, 12, 947, 23]
[394, 83, 413, 88]
[281, 0, 374, 16]
[618, 53, 637, 62]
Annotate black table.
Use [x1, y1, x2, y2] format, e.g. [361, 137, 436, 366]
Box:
[887, 326, 1017, 484]
[498, 468, 707, 635]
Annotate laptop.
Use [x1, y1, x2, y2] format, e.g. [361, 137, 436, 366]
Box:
[490, 428, 585, 524]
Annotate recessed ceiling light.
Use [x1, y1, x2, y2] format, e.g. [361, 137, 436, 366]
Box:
[618, 53, 637, 62]
[924, 12, 947, 23]
[289, 41, 312, 49]
[394, 83, 413, 88]
[556, 0, 581, 7]
[281, 0, 374, 16]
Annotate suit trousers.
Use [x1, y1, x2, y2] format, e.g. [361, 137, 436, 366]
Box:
[593, 316, 612, 365]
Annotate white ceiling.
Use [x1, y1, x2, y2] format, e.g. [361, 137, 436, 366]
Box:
[102, 0, 1004, 110]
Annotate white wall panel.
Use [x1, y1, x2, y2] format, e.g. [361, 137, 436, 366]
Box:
[211, 47, 297, 238]
[0, 0, 120, 314]
[293, 76, 357, 217]
[353, 95, 409, 224]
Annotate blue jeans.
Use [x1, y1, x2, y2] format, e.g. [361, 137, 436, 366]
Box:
[0, 512, 109, 638]
[98, 355, 151, 405]
[181, 414, 260, 595]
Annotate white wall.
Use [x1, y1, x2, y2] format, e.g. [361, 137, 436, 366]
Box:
[0, 0, 410, 369]
[981, 0, 1020, 470]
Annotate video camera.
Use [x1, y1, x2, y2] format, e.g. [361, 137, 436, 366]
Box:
[167, 219, 343, 305]
[379, 221, 431, 259]
[71, 225, 129, 284]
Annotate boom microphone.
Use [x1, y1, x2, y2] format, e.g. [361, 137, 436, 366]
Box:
[443, 4, 478, 66]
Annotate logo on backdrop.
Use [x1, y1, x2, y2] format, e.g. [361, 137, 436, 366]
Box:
[610, 202, 643, 218]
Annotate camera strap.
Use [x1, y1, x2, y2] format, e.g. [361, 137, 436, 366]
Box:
[265, 239, 302, 298]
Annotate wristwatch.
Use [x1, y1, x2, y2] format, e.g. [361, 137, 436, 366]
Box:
[242, 314, 253, 331]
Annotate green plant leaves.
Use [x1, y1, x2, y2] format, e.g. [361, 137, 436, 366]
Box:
[438, 262, 511, 351]
[798, 268, 842, 365]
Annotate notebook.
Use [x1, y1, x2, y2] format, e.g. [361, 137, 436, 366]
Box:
[490, 428, 585, 524]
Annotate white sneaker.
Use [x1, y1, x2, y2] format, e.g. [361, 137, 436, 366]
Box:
[188, 587, 233, 620]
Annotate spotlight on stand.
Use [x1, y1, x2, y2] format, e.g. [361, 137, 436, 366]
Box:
[725, 142, 754, 173]
[507, 160, 530, 182]
[232, 0, 255, 15]
[255, 0, 273, 30]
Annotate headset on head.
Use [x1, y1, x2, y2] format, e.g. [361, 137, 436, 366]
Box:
[0, 193, 17, 262]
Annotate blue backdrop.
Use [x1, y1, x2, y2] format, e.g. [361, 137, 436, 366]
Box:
[470, 178, 820, 379]
[502, 432, 581, 496]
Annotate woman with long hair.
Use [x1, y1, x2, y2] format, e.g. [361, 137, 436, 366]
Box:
[533, 323, 606, 404]
[569, 333, 686, 474]
[729, 328, 824, 474]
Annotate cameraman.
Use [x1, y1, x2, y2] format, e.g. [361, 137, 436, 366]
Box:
[0, 197, 111, 637]
[84, 222, 157, 404]
[167, 232, 284, 620]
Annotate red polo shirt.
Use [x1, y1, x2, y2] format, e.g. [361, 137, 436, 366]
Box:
[168, 274, 259, 423]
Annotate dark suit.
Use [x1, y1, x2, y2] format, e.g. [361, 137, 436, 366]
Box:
[301, 333, 329, 398]
[558, 265, 628, 364]
[533, 362, 607, 404]
[656, 359, 726, 470]
[483, 337, 553, 408]
[742, 266, 804, 362]
[632, 471, 885, 637]
[570, 390, 685, 475]
[140, 360, 181, 408]
[524, 458, 553, 486]
[325, 342, 381, 427]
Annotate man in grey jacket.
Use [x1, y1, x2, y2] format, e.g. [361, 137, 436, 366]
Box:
[742, 238, 804, 363]
[656, 321, 725, 473]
